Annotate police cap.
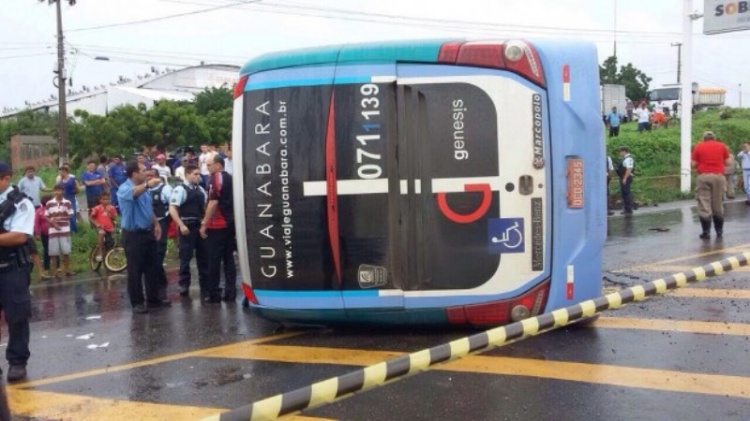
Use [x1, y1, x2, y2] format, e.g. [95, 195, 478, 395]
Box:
[0, 161, 11, 176]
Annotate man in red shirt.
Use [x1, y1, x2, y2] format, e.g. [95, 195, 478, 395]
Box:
[200, 153, 236, 303]
[691, 131, 731, 239]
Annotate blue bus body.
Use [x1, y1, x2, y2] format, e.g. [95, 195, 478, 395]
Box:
[231, 39, 605, 326]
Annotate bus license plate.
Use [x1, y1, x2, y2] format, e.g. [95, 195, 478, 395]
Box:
[566, 157, 584, 208]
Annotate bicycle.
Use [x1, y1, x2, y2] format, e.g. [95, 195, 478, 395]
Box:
[89, 230, 127, 273]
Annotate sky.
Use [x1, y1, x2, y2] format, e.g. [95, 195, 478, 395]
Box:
[1, 0, 749, 111]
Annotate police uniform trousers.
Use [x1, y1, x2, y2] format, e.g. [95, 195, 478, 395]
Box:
[0, 265, 31, 366]
[178, 221, 209, 293]
[206, 224, 237, 300]
[155, 217, 170, 299]
[122, 229, 159, 306]
[696, 173, 726, 219]
[620, 175, 634, 213]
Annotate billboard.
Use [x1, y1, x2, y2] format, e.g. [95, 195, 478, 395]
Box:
[704, 0, 750, 34]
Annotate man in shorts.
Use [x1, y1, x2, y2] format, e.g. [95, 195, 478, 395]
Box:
[44, 184, 75, 277]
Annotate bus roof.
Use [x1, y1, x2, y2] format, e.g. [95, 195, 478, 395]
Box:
[239, 39, 456, 76]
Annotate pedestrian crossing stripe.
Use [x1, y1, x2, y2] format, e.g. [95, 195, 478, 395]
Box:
[207, 252, 750, 421]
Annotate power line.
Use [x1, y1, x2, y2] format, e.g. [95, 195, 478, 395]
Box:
[0, 52, 55, 61]
[0, 46, 53, 51]
[67, 0, 260, 32]
[76, 50, 200, 68]
[70, 42, 247, 61]
[163, 0, 750, 42]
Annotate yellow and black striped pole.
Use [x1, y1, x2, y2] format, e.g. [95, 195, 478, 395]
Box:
[206, 252, 750, 421]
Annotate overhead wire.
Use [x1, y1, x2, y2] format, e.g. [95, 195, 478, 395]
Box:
[0, 52, 56, 61]
[160, 0, 750, 42]
[67, 0, 261, 32]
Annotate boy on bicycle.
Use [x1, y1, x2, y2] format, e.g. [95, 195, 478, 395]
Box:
[90, 192, 117, 262]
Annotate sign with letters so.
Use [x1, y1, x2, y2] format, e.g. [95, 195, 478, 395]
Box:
[704, 0, 750, 34]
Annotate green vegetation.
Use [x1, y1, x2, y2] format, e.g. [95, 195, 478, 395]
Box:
[607, 108, 750, 205]
[599, 55, 652, 102]
[0, 87, 233, 167]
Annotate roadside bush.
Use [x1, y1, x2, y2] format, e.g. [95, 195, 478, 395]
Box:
[606, 107, 750, 204]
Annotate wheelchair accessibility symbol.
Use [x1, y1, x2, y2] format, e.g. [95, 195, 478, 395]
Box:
[488, 218, 525, 253]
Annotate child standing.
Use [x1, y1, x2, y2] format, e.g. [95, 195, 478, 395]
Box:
[45, 184, 75, 277]
[33, 195, 53, 280]
[89, 192, 117, 261]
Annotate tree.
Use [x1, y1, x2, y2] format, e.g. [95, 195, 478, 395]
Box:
[599, 55, 652, 102]
[194, 86, 232, 116]
[68, 109, 129, 167]
[148, 100, 209, 149]
[194, 87, 232, 145]
[106, 103, 155, 150]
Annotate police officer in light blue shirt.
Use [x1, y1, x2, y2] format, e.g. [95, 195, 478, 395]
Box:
[0, 161, 34, 382]
[117, 161, 169, 314]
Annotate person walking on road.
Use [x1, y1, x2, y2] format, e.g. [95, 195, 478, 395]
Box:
[117, 161, 169, 314]
[0, 161, 35, 382]
[145, 169, 172, 300]
[616, 146, 635, 215]
[737, 142, 750, 205]
[691, 131, 731, 239]
[200, 154, 236, 303]
[168, 164, 209, 299]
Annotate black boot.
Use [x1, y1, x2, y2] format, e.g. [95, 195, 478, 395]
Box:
[713, 215, 724, 238]
[699, 217, 712, 239]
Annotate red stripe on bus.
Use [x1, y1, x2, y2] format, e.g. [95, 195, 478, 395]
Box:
[325, 91, 342, 287]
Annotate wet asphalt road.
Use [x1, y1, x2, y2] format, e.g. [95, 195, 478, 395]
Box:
[5, 199, 750, 420]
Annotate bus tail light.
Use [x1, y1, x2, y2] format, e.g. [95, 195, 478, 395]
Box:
[242, 282, 259, 305]
[442, 40, 546, 88]
[456, 42, 505, 69]
[502, 40, 546, 87]
[233, 74, 249, 99]
[446, 280, 549, 326]
[437, 41, 461, 63]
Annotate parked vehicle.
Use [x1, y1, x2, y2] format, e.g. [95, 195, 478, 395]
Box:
[648, 83, 726, 117]
[600, 84, 628, 120]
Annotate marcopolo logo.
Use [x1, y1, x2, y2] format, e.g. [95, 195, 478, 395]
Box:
[715, 1, 749, 16]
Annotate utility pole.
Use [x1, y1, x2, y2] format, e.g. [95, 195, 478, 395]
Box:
[680, 0, 703, 193]
[671, 42, 682, 83]
[613, 0, 618, 58]
[43, 0, 76, 166]
[740, 84, 743, 108]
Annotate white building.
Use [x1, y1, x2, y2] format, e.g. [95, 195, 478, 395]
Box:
[0, 64, 239, 119]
